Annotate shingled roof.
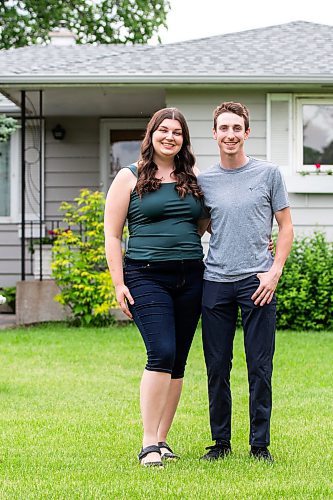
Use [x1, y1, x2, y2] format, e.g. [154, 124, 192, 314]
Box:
[0, 21, 332, 84]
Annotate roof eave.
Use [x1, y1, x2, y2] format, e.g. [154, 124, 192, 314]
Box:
[1, 74, 333, 86]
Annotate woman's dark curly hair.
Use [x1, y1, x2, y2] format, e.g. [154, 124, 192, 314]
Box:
[136, 108, 203, 199]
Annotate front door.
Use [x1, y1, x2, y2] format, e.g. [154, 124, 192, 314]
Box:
[99, 118, 148, 192]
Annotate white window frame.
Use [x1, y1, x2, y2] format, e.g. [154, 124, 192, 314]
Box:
[295, 95, 333, 173]
[0, 123, 45, 225]
[266, 93, 293, 177]
[0, 129, 20, 223]
[99, 118, 148, 193]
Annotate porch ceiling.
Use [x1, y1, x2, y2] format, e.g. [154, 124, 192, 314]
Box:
[0, 86, 166, 117]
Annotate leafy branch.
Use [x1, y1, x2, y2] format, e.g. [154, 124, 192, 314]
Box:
[0, 0, 170, 49]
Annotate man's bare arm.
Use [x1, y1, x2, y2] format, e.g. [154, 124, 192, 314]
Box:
[251, 207, 294, 306]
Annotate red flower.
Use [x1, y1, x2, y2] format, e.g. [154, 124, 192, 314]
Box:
[47, 227, 70, 237]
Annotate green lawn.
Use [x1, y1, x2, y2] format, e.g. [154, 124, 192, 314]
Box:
[0, 323, 332, 499]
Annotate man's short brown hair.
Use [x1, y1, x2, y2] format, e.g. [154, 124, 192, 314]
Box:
[213, 101, 250, 131]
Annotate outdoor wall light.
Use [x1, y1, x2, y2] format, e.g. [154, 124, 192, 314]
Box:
[52, 124, 66, 140]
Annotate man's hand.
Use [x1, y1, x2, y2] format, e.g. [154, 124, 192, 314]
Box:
[253, 208, 293, 306]
[251, 269, 282, 306]
[115, 284, 134, 319]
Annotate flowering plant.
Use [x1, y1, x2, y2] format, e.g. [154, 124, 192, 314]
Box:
[42, 228, 70, 244]
[28, 227, 70, 253]
[52, 189, 124, 326]
[299, 163, 333, 176]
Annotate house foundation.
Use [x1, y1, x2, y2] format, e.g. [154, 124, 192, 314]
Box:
[16, 280, 70, 325]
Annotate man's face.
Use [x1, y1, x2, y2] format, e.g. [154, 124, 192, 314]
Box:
[213, 112, 250, 156]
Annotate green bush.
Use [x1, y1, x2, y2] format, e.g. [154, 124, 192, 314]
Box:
[0, 114, 20, 142]
[277, 231, 333, 331]
[52, 189, 123, 326]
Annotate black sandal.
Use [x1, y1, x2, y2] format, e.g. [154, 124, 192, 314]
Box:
[158, 441, 180, 460]
[138, 445, 164, 467]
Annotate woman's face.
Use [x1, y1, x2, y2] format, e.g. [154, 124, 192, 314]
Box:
[152, 118, 183, 162]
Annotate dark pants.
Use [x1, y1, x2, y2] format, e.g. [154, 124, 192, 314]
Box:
[124, 258, 204, 379]
[202, 275, 276, 446]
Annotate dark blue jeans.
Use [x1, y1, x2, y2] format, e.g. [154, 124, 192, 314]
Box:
[124, 258, 204, 379]
[202, 275, 276, 447]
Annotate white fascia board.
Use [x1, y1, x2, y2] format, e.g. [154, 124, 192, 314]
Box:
[0, 104, 20, 112]
[1, 75, 333, 85]
[0, 92, 20, 111]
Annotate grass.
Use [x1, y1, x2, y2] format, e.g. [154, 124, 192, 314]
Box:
[0, 323, 332, 499]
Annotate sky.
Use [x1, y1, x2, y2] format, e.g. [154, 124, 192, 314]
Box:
[155, 0, 333, 44]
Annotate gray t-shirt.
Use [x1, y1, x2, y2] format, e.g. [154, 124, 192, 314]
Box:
[198, 157, 289, 282]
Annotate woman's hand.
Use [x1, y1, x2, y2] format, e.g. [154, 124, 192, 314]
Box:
[268, 238, 274, 254]
[115, 284, 134, 319]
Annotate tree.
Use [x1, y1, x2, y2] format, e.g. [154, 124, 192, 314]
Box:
[0, 0, 170, 49]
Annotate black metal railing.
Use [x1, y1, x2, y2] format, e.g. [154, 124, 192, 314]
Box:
[1, 219, 82, 282]
[25, 219, 70, 280]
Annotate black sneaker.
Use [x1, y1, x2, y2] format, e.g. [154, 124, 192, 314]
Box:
[200, 440, 231, 461]
[250, 446, 274, 462]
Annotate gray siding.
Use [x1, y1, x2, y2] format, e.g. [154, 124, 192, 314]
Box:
[0, 225, 33, 287]
[45, 117, 100, 219]
[288, 194, 333, 240]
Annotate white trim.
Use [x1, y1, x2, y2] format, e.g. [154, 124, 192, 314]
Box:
[11, 129, 20, 221]
[0, 130, 19, 223]
[2, 75, 333, 85]
[99, 118, 148, 193]
[266, 94, 271, 161]
[285, 175, 333, 193]
[266, 93, 293, 176]
[0, 123, 45, 224]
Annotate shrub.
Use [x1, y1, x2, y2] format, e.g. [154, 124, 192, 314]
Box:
[52, 189, 125, 326]
[276, 231, 333, 331]
[0, 114, 20, 142]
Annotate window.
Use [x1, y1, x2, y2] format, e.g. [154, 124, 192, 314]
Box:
[0, 124, 44, 223]
[267, 94, 333, 192]
[0, 141, 10, 216]
[109, 129, 144, 181]
[297, 98, 333, 172]
[302, 104, 333, 166]
[0, 130, 19, 222]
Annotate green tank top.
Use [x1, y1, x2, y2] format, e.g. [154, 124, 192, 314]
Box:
[124, 164, 204, 261]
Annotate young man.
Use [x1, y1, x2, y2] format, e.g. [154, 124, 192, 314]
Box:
[198, 101, 293, 462]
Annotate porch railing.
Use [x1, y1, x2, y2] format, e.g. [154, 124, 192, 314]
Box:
[2, 219, 83, 282]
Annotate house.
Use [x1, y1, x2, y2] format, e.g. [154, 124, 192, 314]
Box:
[1, 20, 333, 288]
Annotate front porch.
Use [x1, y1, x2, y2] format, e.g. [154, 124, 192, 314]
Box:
[0, 85, 166, 287]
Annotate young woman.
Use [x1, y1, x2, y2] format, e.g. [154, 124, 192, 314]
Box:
[104, 108, 206, 467]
